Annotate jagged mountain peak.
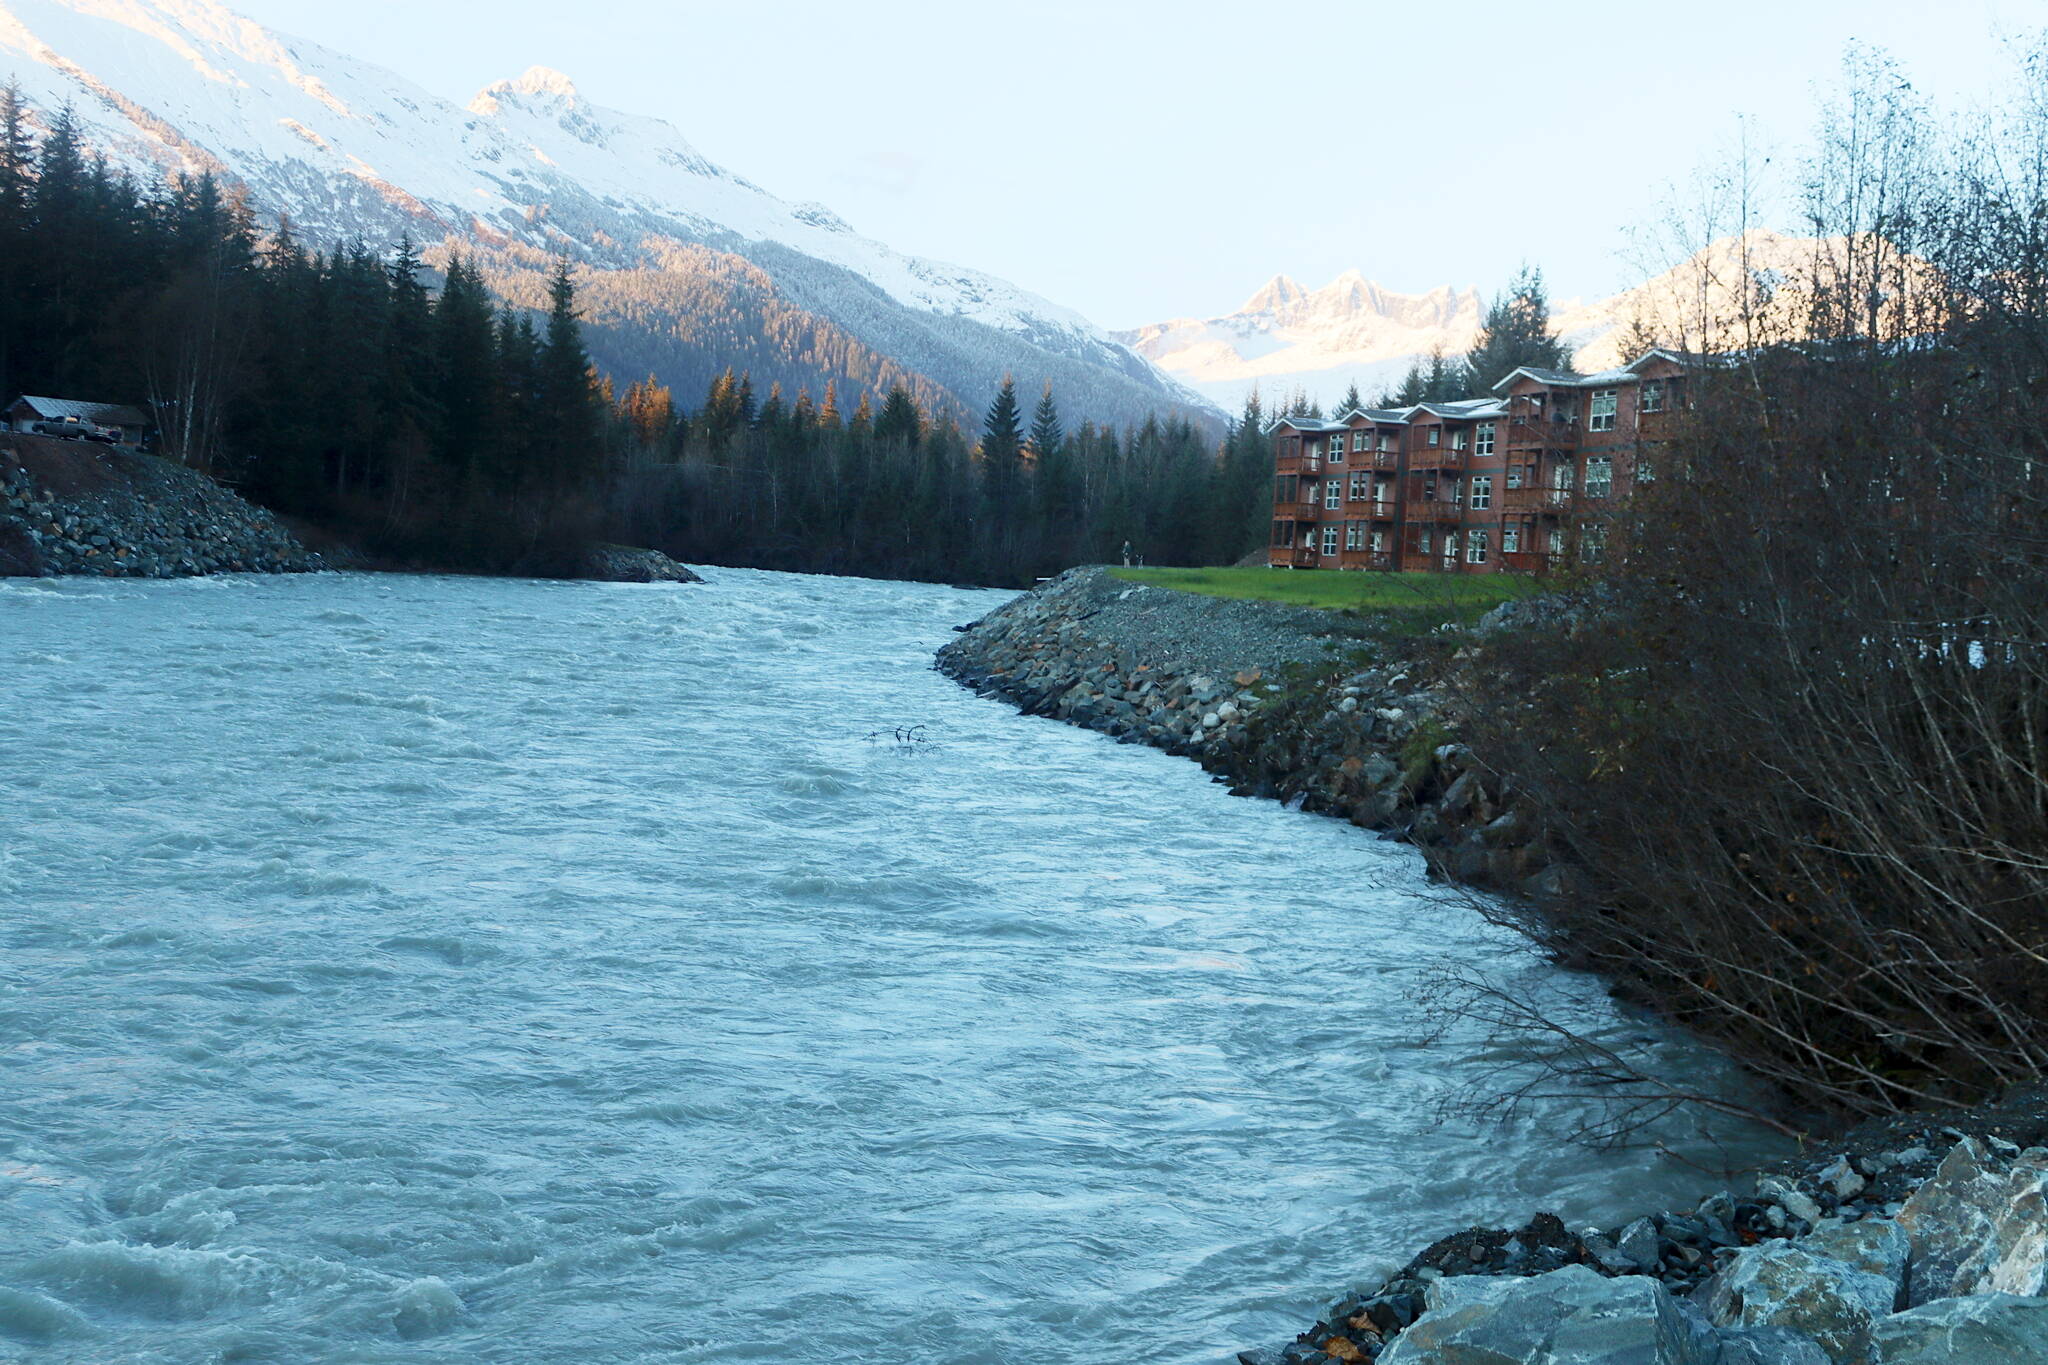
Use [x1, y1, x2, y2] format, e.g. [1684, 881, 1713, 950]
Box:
[1116, 233, 1848, 409]
[1240, 274, 1304, 313]
[468, 64, 582, 115]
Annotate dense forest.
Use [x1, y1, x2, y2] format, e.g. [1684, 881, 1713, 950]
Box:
[0, 85, 1270, 584]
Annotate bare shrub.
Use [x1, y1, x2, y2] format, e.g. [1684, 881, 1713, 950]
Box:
[1453, 46, 2048, 1120]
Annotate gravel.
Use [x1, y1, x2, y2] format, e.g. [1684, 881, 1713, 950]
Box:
[967, 566, 1354, 678]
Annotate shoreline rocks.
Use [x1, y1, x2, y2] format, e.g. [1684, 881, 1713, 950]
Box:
[934, 565, 1557, 900]
[574, 543, 703, 583]
[1242, 1137, 2048, 1364]
[2, 436, 318, 578]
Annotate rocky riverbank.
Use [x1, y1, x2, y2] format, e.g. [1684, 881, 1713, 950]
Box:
[935, 566, 2048, 1365]
[935, 566, 1563, 899]
[1240, 1121, 2048, 1364]
[1, 434, 318, 577]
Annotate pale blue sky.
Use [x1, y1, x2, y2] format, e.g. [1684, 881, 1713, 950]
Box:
[229, 0, 2039, 328]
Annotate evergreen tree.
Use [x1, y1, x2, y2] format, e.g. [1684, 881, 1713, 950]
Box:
[0, 82, 35, 390]
[536, 258, 600, 484]
[1423, 346, 1462, 402]
[1389, 359, 1427, 407]
[1337, 381, 1364, 415]
[1462, 265, 1569, 390]
[1028, 383, 1064, 458]
[873, 384, 923, 446]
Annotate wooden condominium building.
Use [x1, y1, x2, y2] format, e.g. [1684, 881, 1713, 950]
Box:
[1267, 350, 1693, 573]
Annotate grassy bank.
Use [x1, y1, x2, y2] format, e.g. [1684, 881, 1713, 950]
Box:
[1107, 566, 1539, 629]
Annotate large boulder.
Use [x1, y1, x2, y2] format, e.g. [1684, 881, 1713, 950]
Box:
[1698, 1242, 1897, 1365]
[1377, 1264, 1720, 1364]
[1804, 1219, 1911, 1298]
[1869, 1292, 2048, 1363]
[1897, 1139, 2048, 1305]
[0, 517, 42, 576]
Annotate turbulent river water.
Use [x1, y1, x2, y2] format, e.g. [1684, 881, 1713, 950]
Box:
[0, 569, 1784, 1364]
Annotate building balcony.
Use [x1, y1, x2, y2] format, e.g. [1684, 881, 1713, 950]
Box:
[1403, 498, 1464, 521]
[1279, 501, 1321, 521]
[1407, 447, 1467, 470]
[1268, 545, 1319, 568]
[1506, 418, 1579, 450]
[1500, 486, 1573, 515]
[1500, 550, 1556, 574]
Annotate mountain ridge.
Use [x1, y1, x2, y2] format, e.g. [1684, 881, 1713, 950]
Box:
[1117, 230, 1830, 408]
[0, 0, 1215, 426]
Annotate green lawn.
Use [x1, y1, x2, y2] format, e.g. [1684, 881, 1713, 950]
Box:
[1106, 565, 1542, 620]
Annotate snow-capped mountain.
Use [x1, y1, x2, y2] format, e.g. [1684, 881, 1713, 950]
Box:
[0, 0, 1215, 424]
[1118, 231, 1832, 409]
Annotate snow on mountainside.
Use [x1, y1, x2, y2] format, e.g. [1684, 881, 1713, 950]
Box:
[1118, 231, 1833, 409]
[0, 0, 1214, 424]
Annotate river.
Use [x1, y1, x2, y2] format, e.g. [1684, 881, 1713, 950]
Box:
[0, 569, 1782, 1363]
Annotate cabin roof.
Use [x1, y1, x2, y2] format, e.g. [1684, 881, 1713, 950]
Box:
[9, 395, 150, 427]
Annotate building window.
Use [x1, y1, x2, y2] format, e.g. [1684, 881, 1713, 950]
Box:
[1451, 427, 1468, 450]
[1470, 475, 1493, 510]
[1324, 480, 1343, 510]
[1589, 389, 1618, 432]
[1276, 475, 1298, 503]
[1467, 529, 1489, 564]
[1427, 427, 1440, 447]
[1378, 432, 1394, 451]
[1329, 435, 1345, 464]
[1321, 526, 1339, 556]
[1345, 521, 1364, 551]
[1441, 531, 1459, 564]
[1505, 465, 1524, 489]
[1370, 529, 1386, 553]
[1352, 430, 1369, 452]
[1417, 530, 1432, 554]
[1272, 520, 1293, 547]
[1586, 454, 1613, 498]
[1502, 525, 1521, 553]
[1448, 476, 1463, 505]
[1640, 380, 1665, 413]
[1636, 454, 1655, 484]
[1551, 463, 1575, 493]
[1582, 524, 1607, 563]
[1350, 474, 1370, 500]
[1475, 421, 1495, 455]
[1374, 480, 1392, 508]
[1548, 528, 1565, 555]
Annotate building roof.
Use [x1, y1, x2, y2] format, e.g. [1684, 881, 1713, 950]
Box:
[9, 395, 150, 427]
[1266, 415, 1351, 434]
[1412, 398, 1507, 419]
[1488, 349, 1705, 393]
[1328, 406, 1413, 425]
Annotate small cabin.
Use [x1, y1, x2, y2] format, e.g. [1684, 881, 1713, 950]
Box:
[5, 395, 151, 446]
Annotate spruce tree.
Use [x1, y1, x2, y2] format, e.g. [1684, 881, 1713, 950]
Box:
[536, 258, 599, 484]
[1337, 381, 1364, 415]
[1462, 265, 1569, 390]
[1028, 383, 1064, 458]
[1390, 359, 1428, 407]
[1423, 346, 1462, 403]
[874, 384, 923, 446]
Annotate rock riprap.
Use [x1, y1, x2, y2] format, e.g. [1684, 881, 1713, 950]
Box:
[1, 437, 317, 578]
[1240, 1138, 2048, 1363]
[936, 566, 1563, 898]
